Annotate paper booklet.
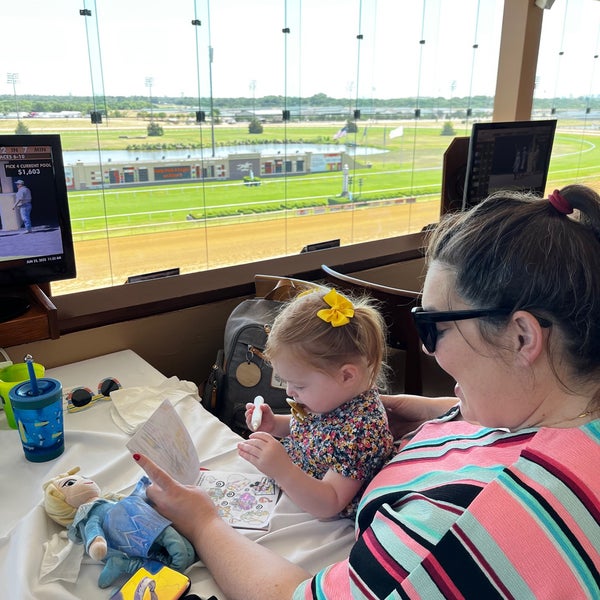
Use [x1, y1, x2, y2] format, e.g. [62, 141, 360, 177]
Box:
[126, 399, 280, 530]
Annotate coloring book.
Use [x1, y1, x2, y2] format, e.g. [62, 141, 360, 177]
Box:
[126, 399, 280, 530]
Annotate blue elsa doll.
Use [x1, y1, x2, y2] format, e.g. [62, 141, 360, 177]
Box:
[43, 467, 195, 588]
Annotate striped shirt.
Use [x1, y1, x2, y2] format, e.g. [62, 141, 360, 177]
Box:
[293, 412, 600, 599]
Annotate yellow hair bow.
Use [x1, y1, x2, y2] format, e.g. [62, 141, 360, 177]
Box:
[317, 288, 354, 327]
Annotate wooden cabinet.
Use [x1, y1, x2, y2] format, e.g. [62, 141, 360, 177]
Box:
[0, 285, 58, 346]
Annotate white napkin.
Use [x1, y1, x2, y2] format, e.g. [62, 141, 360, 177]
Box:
[39, 531, 85, 584]
[110, 377, 201, 434]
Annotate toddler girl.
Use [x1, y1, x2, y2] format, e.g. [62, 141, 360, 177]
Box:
[237, 288, 394, 519]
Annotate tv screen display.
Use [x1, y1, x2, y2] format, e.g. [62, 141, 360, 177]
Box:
[462, 119, 557, 211]
[0, 134, 76, 290]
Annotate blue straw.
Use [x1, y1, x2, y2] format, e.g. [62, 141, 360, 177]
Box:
[24, 354, 39, 395]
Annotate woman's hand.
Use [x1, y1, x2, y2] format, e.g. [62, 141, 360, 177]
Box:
[132, 453, 311, 600]
[381, 394, 458, 439]
[133, 453, 219, 545]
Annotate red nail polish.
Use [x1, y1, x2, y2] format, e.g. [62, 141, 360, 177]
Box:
[133, 453, 141, 461]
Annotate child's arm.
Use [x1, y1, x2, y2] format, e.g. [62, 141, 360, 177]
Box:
[238, 432, 361, 518]
[244, 402, 291, 438]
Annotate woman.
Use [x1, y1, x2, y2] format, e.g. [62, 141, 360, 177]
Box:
[134, 184, 600, 599]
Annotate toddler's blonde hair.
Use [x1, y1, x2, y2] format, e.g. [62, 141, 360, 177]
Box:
[265, 289, 387, 388]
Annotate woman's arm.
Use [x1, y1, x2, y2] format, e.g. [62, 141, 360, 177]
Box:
[134, 454, 310, 600]
[380, 394, 459, 438]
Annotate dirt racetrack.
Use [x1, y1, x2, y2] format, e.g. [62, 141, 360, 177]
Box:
[53, 201, 440, 294]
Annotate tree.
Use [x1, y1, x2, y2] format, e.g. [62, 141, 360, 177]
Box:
[248, 118, 263, 134]
[147, 122, 164, 136]
[441, 122, 455, 136]
[15, 121, 30, 135]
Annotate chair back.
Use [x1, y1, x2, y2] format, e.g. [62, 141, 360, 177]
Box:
[320, 264, 423, 394]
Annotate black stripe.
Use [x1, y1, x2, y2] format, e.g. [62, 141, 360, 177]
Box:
[350, 484, 484, 598]
[424, 529, 504, 598]
[357, 483, 482, 536]
[350, 535, 406, 599]
[505, 468, 600, 589]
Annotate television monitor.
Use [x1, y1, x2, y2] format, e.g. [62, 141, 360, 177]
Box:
[0, 134, 76, 321]
[462, 119, 557, 211]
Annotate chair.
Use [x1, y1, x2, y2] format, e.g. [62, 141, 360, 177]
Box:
[321, 264, 424, 395]
[254, 274, 327, 300]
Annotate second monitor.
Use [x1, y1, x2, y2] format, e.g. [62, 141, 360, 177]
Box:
[462, 119, 557, 211]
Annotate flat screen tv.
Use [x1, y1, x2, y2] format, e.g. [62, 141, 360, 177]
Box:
[0, 134, 76, 321]
[462, 119, 557, 211]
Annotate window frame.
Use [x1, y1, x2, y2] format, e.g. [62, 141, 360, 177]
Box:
[49, 0, 541, 334]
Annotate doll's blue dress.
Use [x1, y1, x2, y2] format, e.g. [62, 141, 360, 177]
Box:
[68, 477, 195, 587]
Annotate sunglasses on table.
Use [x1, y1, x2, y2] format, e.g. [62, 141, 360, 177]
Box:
[65, 377, 122, 413]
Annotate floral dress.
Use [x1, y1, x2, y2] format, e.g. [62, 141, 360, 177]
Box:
[281, 388, 394, 518]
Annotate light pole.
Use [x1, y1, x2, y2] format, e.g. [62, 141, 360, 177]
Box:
[7, 73, 20, 121]
[250, 80, 257, 119]
[207, 0, 216, 157]
[145, 76, 154, 123]
[449, 80, 456, 120]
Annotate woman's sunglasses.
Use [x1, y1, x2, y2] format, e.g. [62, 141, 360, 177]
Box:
[66, 377, 121, 413]
[410, 306, 513, 353]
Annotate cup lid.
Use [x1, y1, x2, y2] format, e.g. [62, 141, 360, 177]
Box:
[10, 378, 61, 409]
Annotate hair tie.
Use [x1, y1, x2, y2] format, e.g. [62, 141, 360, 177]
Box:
[317, 289, 354, 327]
[548, 189, 573, 215]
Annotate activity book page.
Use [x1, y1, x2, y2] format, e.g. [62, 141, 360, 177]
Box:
[126, 399, 280, 530]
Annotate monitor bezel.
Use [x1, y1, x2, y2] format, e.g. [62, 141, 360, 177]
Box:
[462, 119, 557, 211]
[0, 133, 76, 288]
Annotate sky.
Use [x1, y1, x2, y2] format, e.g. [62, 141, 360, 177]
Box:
[2, 0, 600, 102]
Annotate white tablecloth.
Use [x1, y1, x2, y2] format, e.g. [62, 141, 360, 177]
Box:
[0, 350, 354, 599]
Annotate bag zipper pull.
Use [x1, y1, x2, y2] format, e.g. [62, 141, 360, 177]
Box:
[248, 345, 266, 361]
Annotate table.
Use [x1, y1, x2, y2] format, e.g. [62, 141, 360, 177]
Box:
[0, 350, 354, 599]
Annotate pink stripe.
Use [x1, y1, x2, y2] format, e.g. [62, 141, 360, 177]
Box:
[394, 492, 465, 516]
[521, 447, 600, 521]
[368, 432, 535, 493]
[510, 465, 600, 563]
[469, 482, 585, 594]
[318, 561, 354, 599]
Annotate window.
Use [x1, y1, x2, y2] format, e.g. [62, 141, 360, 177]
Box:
[3, 0, 598, 302]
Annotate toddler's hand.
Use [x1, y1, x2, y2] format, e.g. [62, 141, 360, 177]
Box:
[237, 432, 291, 480]
[245, 401, 275, 432]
